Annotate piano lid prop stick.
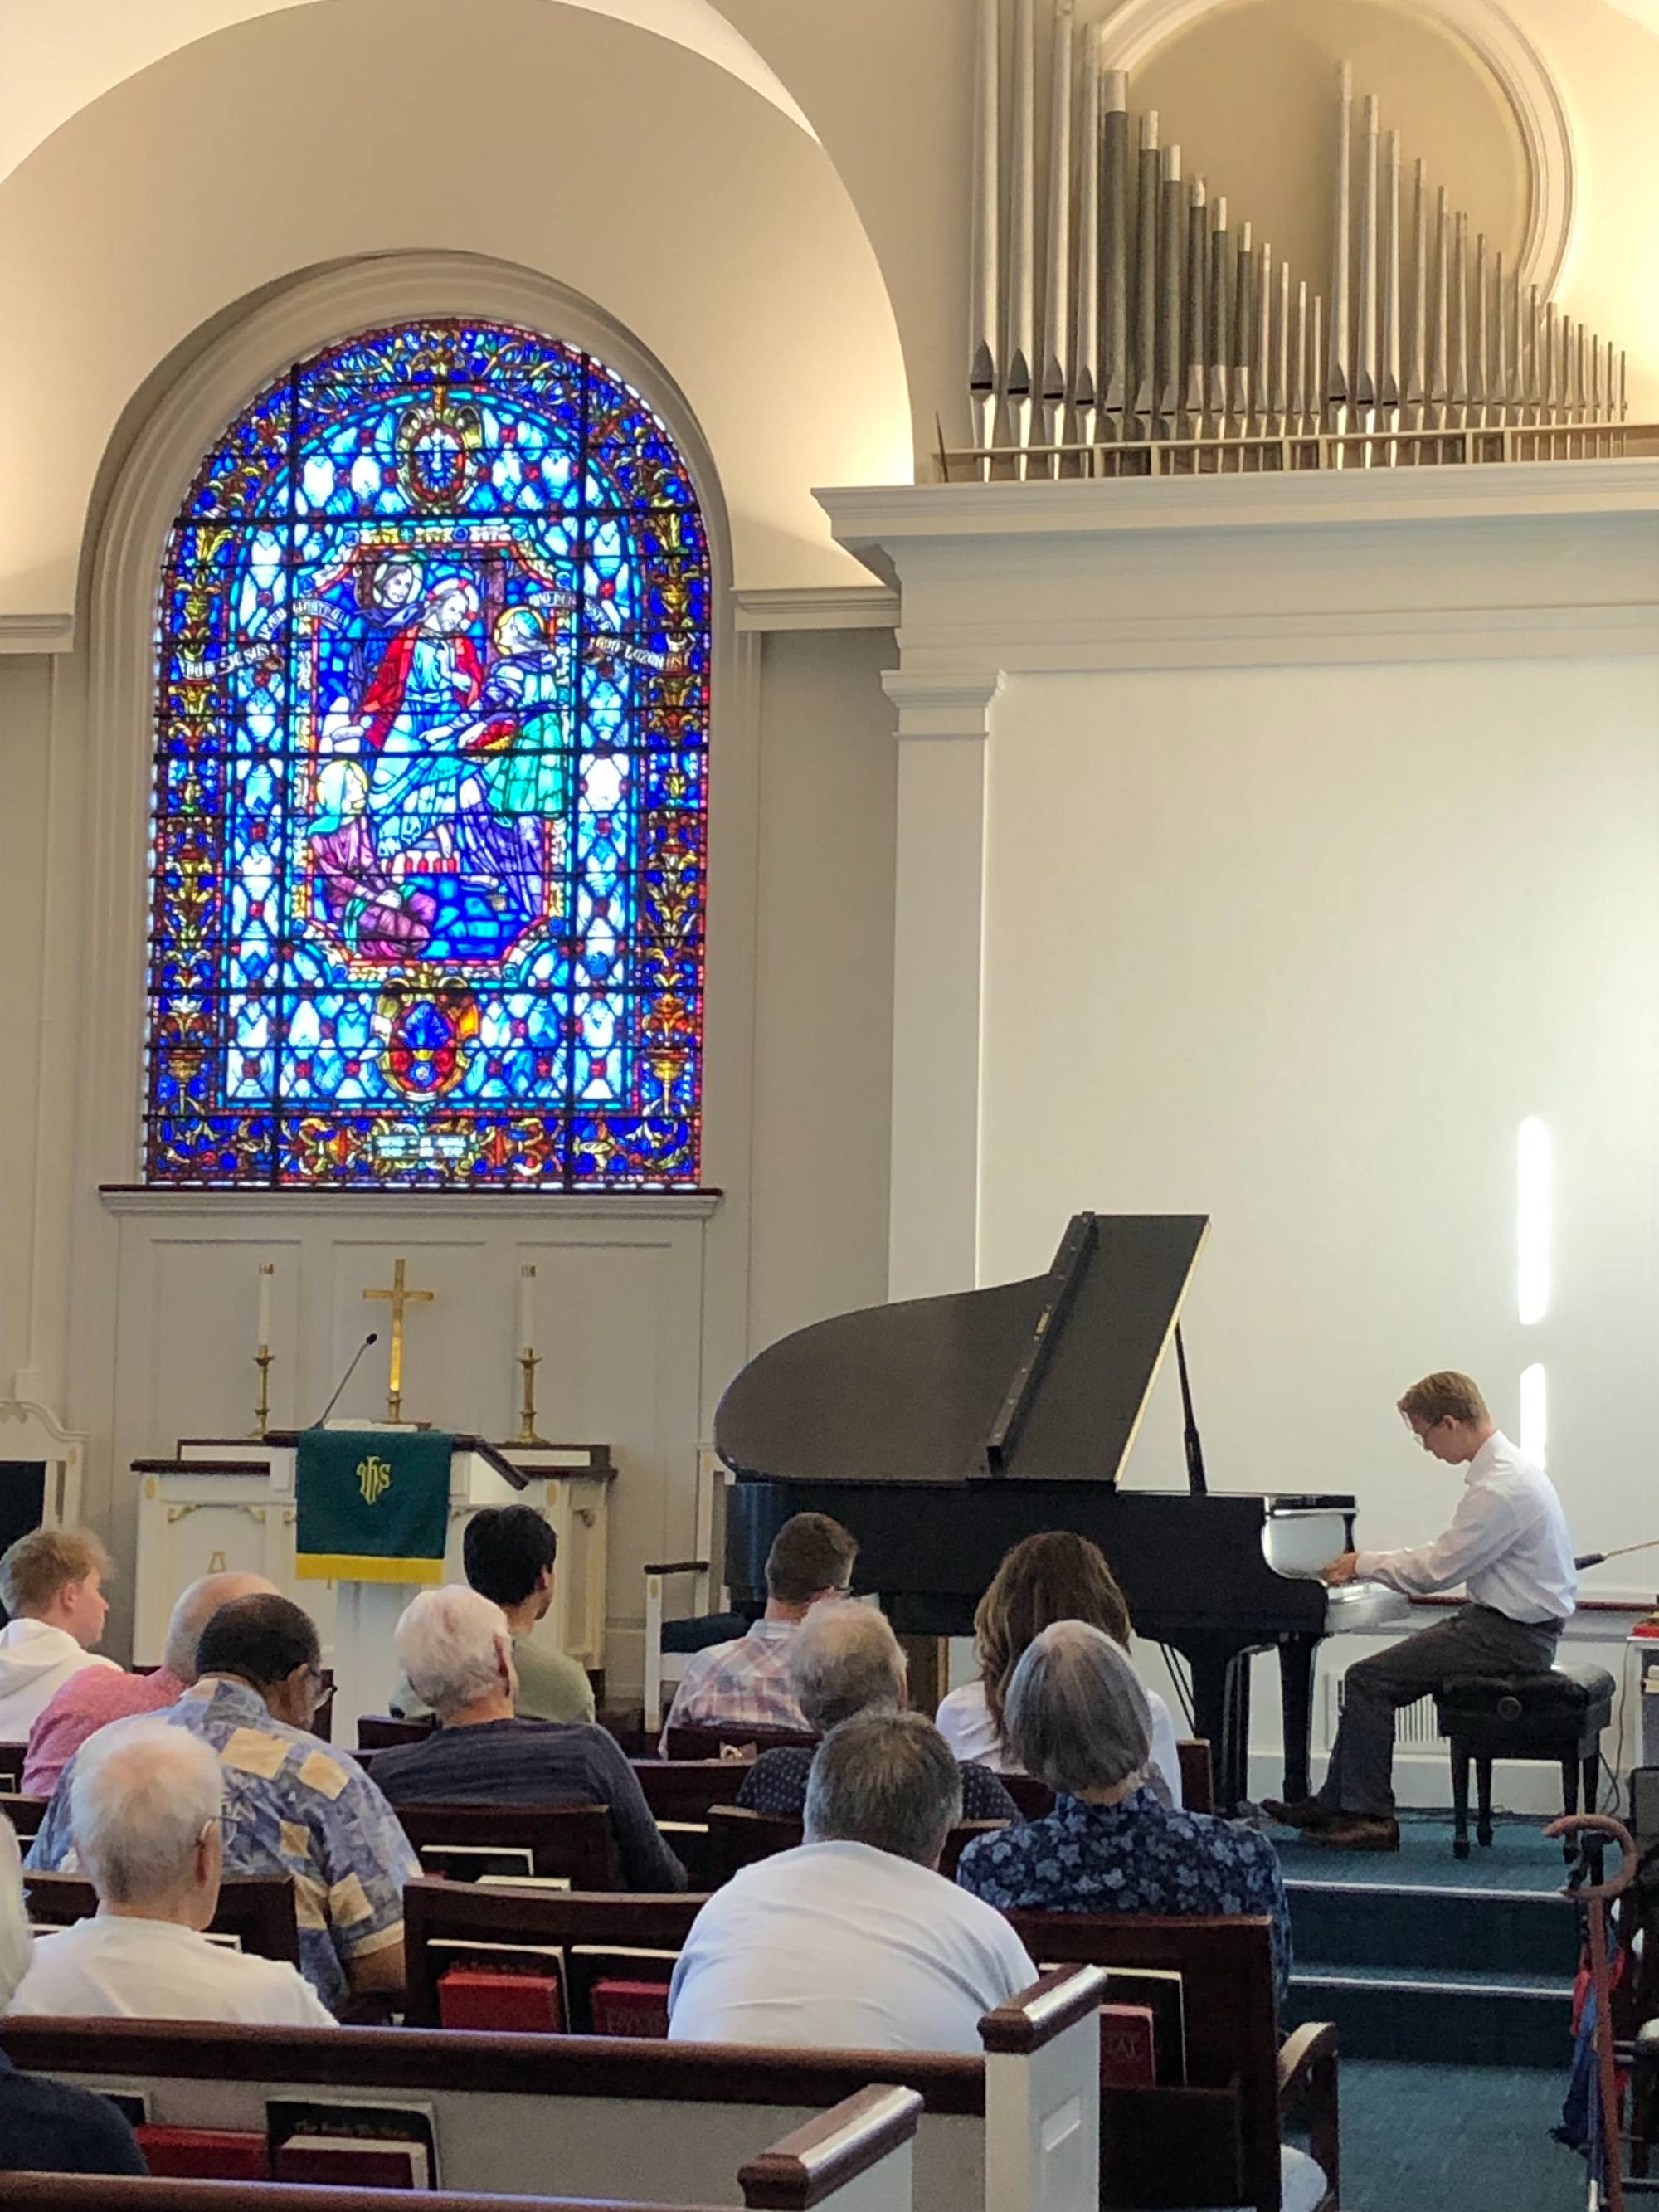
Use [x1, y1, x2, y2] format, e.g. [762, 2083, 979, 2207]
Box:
[1574, 1537, 1659, 1571]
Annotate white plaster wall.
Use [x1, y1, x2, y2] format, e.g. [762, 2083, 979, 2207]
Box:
[978, 656, 1659, 1600]
[747, 628, 898, 1352]
[0, 0, 912, 622]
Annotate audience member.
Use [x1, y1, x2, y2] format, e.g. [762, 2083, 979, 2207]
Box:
[668, 1712, 1035, 2053]
[370, 1587, 685, 1891]
[390, 1506, 594, 1726]
[737, 1602, 1017, 1820]
[12, 1718, 332, 2024]
[0, 1530, 118, 1737]
[23, 1569, 275, 1798]
[934, 1530, 1184, 1805]
[956, 1621, 1291, 2002]
[28, 1594, 416, 2015]
[0, 1814, 147, 2174]
[662, 1510, 857, 1747]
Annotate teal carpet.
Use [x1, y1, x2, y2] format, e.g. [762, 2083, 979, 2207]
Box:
[1270, 1809, 1579, 1893]
[1334, 2060, 1587, 2211]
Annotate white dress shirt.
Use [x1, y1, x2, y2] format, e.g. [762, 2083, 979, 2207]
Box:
[10, 1912, 335, 2026]
[667, 1839, 1036, 2054]
[934, 1670, 1185, 1810]
[1355, 1430, 1577, 1625]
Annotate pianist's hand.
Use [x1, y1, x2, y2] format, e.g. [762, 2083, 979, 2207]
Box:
[1320, 1552, 1360, 1586]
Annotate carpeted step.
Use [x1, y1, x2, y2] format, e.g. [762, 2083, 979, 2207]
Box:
[1285, 1961, 1574, 2067]
[1287, 1875, 1576, 1976]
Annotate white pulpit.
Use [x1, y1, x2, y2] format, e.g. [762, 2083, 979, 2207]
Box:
[133, 1430, 614, 1733]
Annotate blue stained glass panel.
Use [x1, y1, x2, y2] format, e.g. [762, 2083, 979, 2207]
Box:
[145, 319, 708, 1187]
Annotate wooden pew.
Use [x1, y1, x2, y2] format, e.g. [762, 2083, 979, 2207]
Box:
[703, 1807, 1006, 1885]
[664, 1724, 818, 1762]
[393, 1801, 618, 1888]
[632, 1762, 769, 1890]
[0, 1790, 48, 1841]
[1006, 1911, 1338, 2212]
[23, 1872, 300, 1966]
[0, 2083, 924, 2212]
[0, 1740, 27, 1791]
[357, 1713, 434, 1749]
[0, 1968, 1103, 2212]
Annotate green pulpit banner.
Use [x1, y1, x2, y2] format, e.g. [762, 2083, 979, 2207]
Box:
[294, 1427, 454, 1585]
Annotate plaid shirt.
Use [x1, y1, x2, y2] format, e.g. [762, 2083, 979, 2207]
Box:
[661, 1619, 806, 1747]
[28, 1676, 418, 2015]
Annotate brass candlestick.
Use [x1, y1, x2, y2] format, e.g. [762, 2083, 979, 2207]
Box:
[510, 1347, 550, 1448]
[248, 1347, 274, 1440]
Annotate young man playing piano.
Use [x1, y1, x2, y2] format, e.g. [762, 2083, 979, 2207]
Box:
[1265, 1371, 1576, 1850]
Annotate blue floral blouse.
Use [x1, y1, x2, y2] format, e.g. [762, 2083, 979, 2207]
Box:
[955, 1785, 1292, 2004]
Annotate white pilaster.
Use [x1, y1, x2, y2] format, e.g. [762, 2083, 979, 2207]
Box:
[881, 671, 1004, 1301]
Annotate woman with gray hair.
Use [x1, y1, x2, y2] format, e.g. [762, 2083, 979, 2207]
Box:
[735, 1602, 1017, 1820]
[956, 1621, 1292, 2005]
[0, 1813, 148, 2171]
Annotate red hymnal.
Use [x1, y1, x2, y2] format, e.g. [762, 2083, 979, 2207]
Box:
[273, 2135, 431, 2189]
[588, 1976, 672, 2038]
[134, 2127, 270, 2180]
[438, 1966, 565, 2033]
[1099, 2002, 1158, 2088]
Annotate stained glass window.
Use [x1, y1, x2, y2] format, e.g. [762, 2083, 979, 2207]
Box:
[145, 319, 708, 1187]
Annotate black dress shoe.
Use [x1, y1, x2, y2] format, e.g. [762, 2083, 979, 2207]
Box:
[1262, 1796, 1338, 1830]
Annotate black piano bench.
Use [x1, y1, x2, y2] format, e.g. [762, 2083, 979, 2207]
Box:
[1433, 1662, 1617, 1861]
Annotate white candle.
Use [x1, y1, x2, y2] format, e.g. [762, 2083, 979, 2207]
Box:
[257, 1263, 273, 1352]
[518, 1264, 536, 1355]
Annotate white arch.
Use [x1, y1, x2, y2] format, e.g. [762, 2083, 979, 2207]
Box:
[0, 0, 813, 186]
[1097, 0, 1577, 295]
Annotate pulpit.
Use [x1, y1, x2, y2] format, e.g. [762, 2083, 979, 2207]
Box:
[132, 1431, 614, 1728]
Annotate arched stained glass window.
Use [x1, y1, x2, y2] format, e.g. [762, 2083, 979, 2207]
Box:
[145, 319, 708, 1188]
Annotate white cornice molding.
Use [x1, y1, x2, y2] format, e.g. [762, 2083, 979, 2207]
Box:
[881, 670, 1006, 739]
[99, 1186, 723, 1222]
[820, 460, 1659, 550]
[732, 585, 899, 632]
[1096, 0, 1575, 296]
[0, 613, 74, 654]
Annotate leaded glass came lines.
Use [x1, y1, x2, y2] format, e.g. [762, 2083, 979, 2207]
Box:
[145, 319, 709, 1188]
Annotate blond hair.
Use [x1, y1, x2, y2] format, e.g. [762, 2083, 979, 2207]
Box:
[1398, 1372, 1490, 1430]
[0, 1527, 111, 1618]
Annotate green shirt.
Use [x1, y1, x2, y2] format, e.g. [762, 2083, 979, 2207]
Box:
[391, 1633, 596, 1726]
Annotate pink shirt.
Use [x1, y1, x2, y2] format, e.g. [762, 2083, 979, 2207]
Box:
[23, 1666, 187, 1798]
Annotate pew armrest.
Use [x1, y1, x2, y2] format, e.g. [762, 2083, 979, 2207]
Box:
[1277, 2020, 1340, 2210]
[739, 2083, 923, 2210]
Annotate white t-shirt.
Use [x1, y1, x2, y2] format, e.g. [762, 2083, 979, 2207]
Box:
[667, 1840, 1036, 2055]
[0, 1620, 117, 1738]
[10, 1912, 335, 2026]
[934, 1672, 1185, 1810]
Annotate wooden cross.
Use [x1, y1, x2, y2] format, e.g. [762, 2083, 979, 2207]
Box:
[362, 1258, 434, 1425]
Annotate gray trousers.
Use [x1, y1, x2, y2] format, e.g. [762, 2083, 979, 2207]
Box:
[1316, 1604, 1561, 1817]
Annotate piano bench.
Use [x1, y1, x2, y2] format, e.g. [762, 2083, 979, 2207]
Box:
[1433, 1664, 1617, 1860]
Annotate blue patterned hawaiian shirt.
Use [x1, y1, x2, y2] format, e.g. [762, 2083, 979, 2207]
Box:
[27, 1676, 418, 2015]
[955, 1785, 1292, 2005]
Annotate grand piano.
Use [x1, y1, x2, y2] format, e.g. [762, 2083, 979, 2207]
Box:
[716, 1212, 1409, 1812]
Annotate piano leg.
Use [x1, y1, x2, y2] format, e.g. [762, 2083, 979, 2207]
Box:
[1277, 1635, 1320, 1804]
[1184, 1637, 1254, 1813]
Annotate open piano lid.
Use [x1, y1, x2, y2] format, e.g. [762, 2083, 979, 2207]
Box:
[715, 1212, 1209, 1488]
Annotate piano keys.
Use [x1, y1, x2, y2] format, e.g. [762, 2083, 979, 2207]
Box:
[716, 1213, 1408, 1811]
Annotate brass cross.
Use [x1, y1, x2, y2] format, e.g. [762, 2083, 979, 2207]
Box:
[362, 1258, 434, 1425]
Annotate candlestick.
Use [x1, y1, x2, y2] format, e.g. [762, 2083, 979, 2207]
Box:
[248, 1347, 273, 1440]
[510, 1348, 551, 1449]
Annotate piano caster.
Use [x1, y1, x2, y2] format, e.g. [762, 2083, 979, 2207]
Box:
[1453, 1836, 1471, 1861]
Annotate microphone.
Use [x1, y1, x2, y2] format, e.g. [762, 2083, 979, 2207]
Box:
[310, 1333, 379, 1430]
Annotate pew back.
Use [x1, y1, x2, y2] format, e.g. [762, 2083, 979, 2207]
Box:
[23, 1872, 300, 1966]
[393, 1801, 618, 1888]
[703, 1807, 1005, 1885]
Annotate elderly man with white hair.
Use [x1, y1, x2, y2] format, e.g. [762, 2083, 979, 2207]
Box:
[668, 1712, 1035, 2053]
[369, 1586, 685, 1891]
[24, 1569, 277, 1799]
[956, 1620, 1292, 2003]
[11, 1717, 332, 2024]
[0, 1815, 147, 2171]
[736, 1602, 1018, 1821]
